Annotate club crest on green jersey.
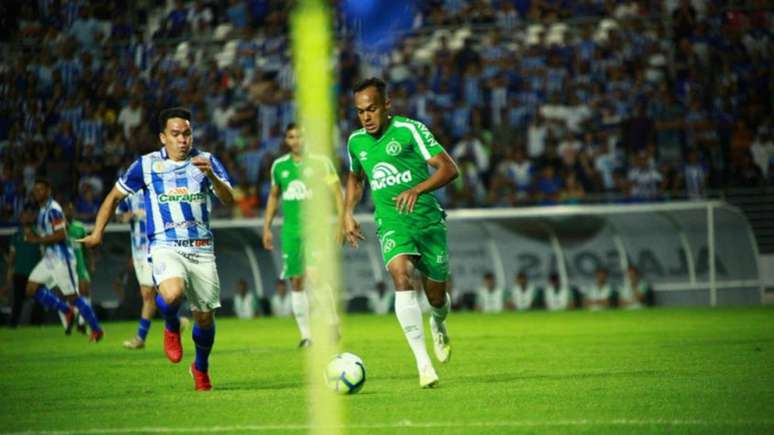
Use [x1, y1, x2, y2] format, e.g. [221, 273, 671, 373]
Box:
[385, 140, 402, 156]
[370, 162, 412, 191]
[283, 180, 312, 201]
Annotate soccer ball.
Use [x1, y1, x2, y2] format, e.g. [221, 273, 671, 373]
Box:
[325, 352, 366, 394]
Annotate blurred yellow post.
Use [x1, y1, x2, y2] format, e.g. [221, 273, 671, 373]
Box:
[291, 1, 342, 434]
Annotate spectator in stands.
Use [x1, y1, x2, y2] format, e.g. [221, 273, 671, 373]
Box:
[74, 181, 100, 222]
[544, 272, 572, 311]
[270, 279, 292, 317]
[681, 148, 708, 199]
[368, 281, 393, 315]
[508, 272, 536, 311]
[583, 267, 613, 310]
[627, 151, 664, 201]
[559, 171, 586, 204]
[233, 279, 256, 319]
[117, 98, 143, 140]
[728, 151, 764, 188]
[534, 164, 562, 205]
[619, 265, 652, 308]
[475, 272, 505, 313]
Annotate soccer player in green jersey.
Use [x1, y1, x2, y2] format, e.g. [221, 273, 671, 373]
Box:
[65, 202, 96, 334]
[262, 123, 344, 347]
[343, 78, 459, 388]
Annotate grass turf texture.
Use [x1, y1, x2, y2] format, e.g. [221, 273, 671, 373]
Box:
[0, 306, 772, 434]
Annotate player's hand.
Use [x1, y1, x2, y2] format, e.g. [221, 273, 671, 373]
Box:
[191, 156, 214, 177]
[262, 229, 273, 251]
[393, 187, 420, 214]
[77, 233, 103, 248]
[343, 214, 365, 248]
[23, 227, 38, 243]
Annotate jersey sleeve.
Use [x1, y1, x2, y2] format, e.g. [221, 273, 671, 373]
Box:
[347, 138, 363, 175]
[408, 119, 445, 161]
[48, 208, 66, 232]
[117, 158, 144, 195]
[209, 154, 232, 188]
[322, 156, 340, 185]
[270, 159, 280, 187]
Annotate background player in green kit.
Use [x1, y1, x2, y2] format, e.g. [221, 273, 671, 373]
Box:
[65, 202, 96, 334]
[262, 123, 343, 347]
[343, 78, 459, 388]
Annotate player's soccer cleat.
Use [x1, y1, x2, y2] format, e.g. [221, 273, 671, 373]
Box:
[63, 306, 75, 336]
[190, 362, 212, 391]
[298, 338, 312, 348]
[76, 321, 87, 335]
[89, 330, 104, 343]
[123, 337, 145, 349]
[419, 365, 439, 388]
[429, 316, 451, 363]
[164, 328, 183, 363]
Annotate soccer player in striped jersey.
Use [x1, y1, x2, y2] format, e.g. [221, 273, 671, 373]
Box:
[262, 123, 343, 347]
[343, 78, 458, 388]
[81, 107, 234, 391]
[25, 179, 103, 341]
[117, 191, 159, 350]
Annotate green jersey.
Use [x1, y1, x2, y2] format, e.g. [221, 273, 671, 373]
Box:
[271, 152, 340, 236]
[347, 115, 446, 225]
[67, 220, 89, 275]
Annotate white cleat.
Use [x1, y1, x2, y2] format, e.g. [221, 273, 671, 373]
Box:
[419, 365, 439, 388]
[122, 337, 145, 349]
[429, 316, 451, 363]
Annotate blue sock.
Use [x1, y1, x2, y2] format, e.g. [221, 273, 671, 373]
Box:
[155, 294, 181, 332]
[137, 318, 151, 341]
[34, 287, 69, 313]
[74, 297, 101, 332]
[192, 323, 215, 373]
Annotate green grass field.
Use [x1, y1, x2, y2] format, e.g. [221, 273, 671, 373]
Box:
[1, 306, 773, 434]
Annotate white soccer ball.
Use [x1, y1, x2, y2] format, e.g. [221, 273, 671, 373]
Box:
[324, 352, 366, 394]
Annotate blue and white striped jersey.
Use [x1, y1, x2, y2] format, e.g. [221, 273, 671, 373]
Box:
[36, 198, 75, 262]
[117, 191, 149, 260]
[116, 147, 231, 251]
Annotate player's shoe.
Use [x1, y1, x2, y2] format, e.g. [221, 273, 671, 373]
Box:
[163, 328, 183, 363]
[419, 365, 439, 388]
[63, 306, 75, 336]
[89, 330, 104, 343]
[429, 316, 451, 363]
[190, 362, 212, 391]
[298, 338, 312, 348]
[123, 337, 145, 349]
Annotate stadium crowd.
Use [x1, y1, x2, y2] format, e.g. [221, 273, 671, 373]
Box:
[1, 0, 772, 226]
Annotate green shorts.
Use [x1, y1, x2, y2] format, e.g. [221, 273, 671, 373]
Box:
[76, 262, 91, 282]
[377, 219, 449, 282]
[281, 234, 304, 279]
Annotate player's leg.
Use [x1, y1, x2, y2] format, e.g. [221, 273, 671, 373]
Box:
[75, 278, 91, 334]
[289, 275, 313, 347]
[387, 253, 437, 388]
[125, 257, 157, 349]
[26, 261, 73, 331]
[60, 258, 102, 341]
[284, 237, 312, 346]
[186, 250, 221, 391]
[152, 248, 187, 363]
[416, 221, 452, 363]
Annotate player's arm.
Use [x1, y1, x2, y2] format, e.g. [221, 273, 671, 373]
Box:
[395, 151, 459, 214]
[79, 186, 129, 248]
[262, 184, 281, 250]
[343, 170, 367, 248]
[193, 156, 234, 205]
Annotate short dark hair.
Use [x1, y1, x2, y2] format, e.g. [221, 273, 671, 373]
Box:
[285, 122, 297, 133]
[34, 178, 51, 189]
[158, 107, 192, 133]
[353, 77, 387, 100]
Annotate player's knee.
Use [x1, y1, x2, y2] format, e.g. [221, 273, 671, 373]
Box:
[194, 312, 214, 328]
[25, 282, 40, 296]
[426, 292, 445, 307]
[160, 291, 183, 306]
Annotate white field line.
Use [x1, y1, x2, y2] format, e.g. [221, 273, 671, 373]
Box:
[4, 419, 774, 434]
